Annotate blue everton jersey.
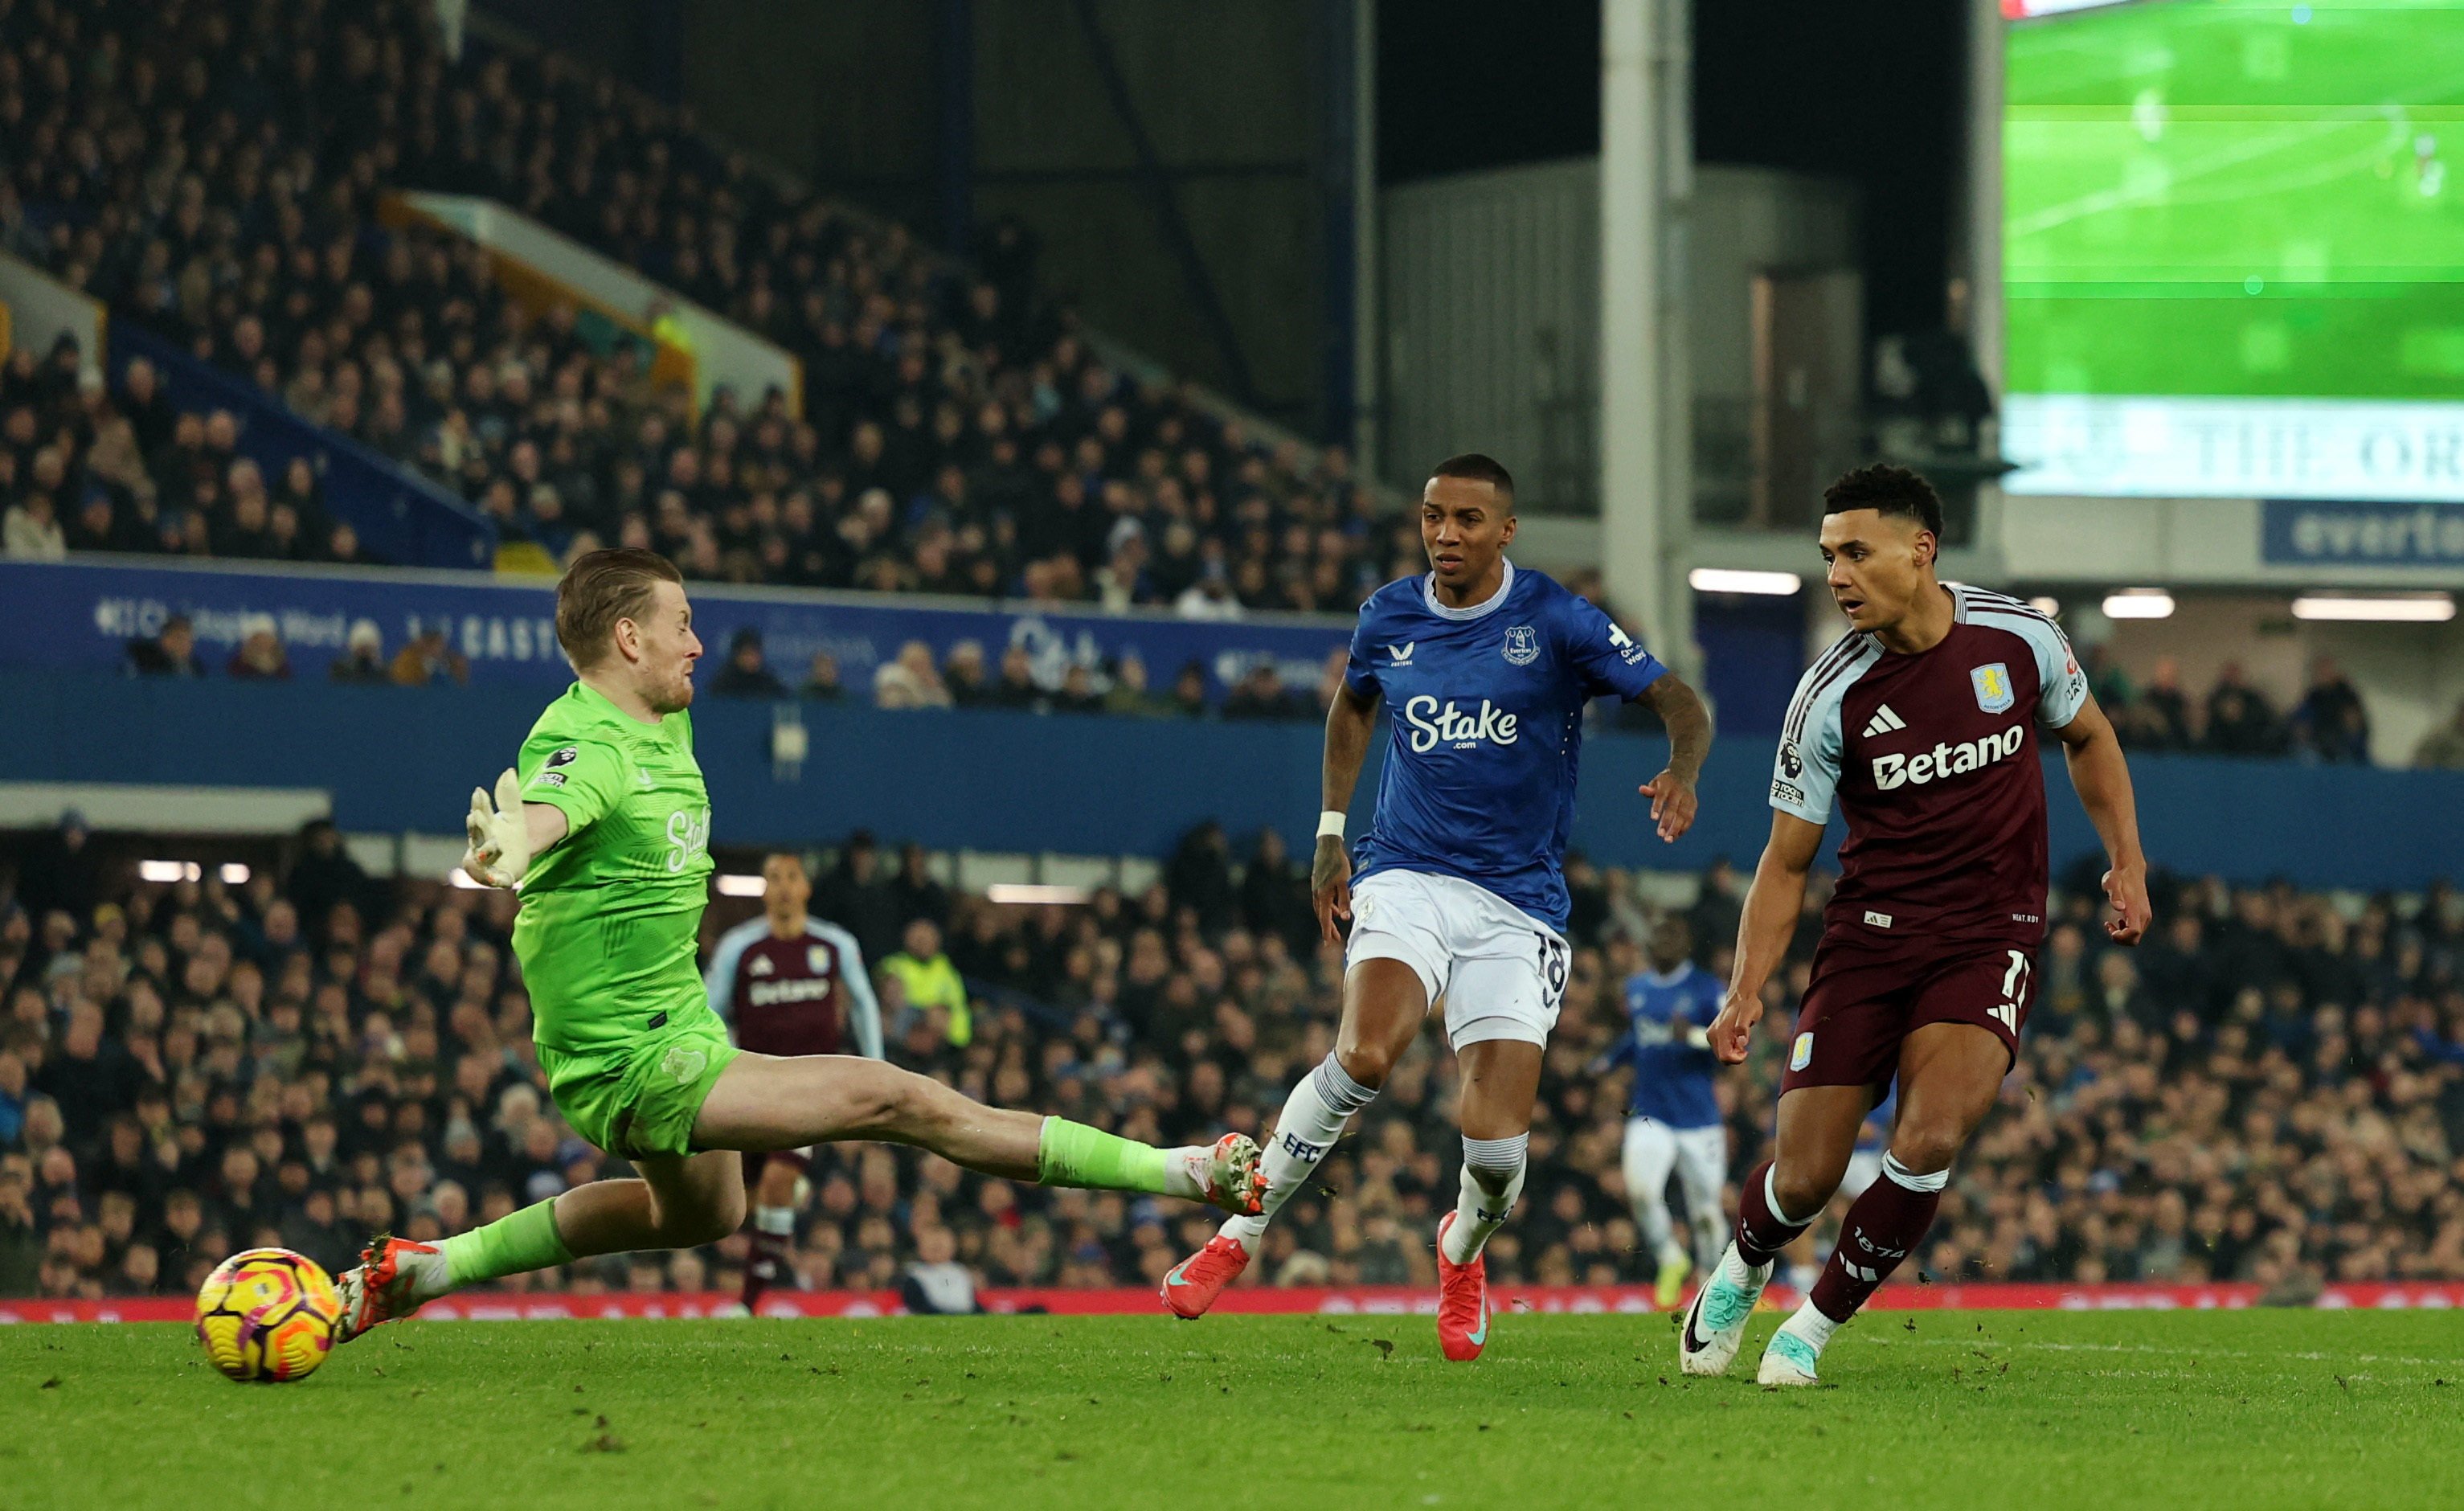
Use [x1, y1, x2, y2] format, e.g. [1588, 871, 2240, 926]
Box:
[1344, 561, 1665, 930]
[1611, 962, 1724, 1128]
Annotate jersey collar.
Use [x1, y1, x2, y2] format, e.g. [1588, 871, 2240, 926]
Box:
[1421, 558, 1516, 621]
[571, 678, 671, 730]
[1639, 962, 1694, 988]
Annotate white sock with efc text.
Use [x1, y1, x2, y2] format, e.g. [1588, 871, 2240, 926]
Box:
[1441, 1132, 1529, 1265]
[1219, 1053, 1376, 1247]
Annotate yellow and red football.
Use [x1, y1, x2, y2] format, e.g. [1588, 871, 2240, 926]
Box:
[194, 1247, 342, 1383]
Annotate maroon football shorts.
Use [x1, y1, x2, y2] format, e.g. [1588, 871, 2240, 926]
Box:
[740, 1147, 813, 1185]
[1778, 927, 2040, 1095]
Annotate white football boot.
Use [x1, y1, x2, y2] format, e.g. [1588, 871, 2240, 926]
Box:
[1676, 1240, 1771, 1376]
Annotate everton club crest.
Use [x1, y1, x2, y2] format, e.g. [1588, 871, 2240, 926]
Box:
[1502, 624, 1539, 666]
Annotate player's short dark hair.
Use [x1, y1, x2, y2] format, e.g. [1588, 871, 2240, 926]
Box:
[1429, 452, 1516, 510]
[556, 547, 683, 669]
[1823, 463, 1943, 538]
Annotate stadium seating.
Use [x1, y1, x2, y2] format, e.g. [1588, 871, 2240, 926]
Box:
[0, 0, 1393, 610]
[0, 0, 2419, 764]
[2, 0, 2459, 1312]
[5, 817, 2461, 1302]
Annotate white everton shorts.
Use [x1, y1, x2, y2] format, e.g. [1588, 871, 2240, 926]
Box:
[1621, 1117, 1728, 1213]
[1345, 869, 1570, 1050]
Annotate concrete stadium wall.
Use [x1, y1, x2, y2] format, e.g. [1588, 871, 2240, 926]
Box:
[1379, 158, 1860, 512]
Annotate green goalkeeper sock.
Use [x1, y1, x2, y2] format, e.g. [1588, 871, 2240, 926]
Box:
[1035, 1116, 1174, 1195]
[440, 1198, 576, 1287]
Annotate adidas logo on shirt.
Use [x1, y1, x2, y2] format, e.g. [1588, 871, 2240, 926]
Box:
[1861, 704, 1906, 738]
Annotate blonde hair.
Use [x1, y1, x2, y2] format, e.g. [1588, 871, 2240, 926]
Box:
[555, 548, 681, 669]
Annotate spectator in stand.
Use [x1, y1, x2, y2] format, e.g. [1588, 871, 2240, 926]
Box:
[814, 831, 904, 965]
[873, 641, 952, 710]
[1164, 821, 1237, 932]
[325, 522, 369, 567]
[67, 485, 134, 554]
[8, 817, 2464, 1302]
[1054, 664, 1104, 715]
[284, 820, 371, 933]
[898, 1223, 980, 1315]
[19, 811, 102, 921]
[125, 615, 205, 678]
[943, 641, 994, 709]
[1175, 563, 1246, 621]
[989, 645, 1044, 712]
[2, 0, 1392, 607]
[0, 1163, 38, 1296]
[390, 628, 470, 687]
[1238, 827, 1313, 952]
[882, 918, 972, 1049]
[212, 463, 278, 559]
[276, 461, 326, 542]
[2290, 656, 2372, 764]
[2128, 654, 2197, 751]
[329, 623, 390, 685]
[801, 651, 845, 702]
[2203, 661, 2286, 757]
[1169, 661, 1212, 719]
[710, 629, 787, 698]
[2081, 642, 2132, 713]
[890, 844, 952, 930]
[0, 1055, 24, 1146]
[2, 488, 65, 559]
[1222, 662, 1304, 722]
[225, 616, 292, 680]
[1685, 857, 1745, 966]
[1103, 653, 1167, 718]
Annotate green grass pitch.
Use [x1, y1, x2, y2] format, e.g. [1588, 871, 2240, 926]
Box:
[2005, 0, 2464, 399]
[5, 1311, 2462, 1509]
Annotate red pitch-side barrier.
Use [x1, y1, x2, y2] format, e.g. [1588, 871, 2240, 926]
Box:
[9, 1280, 2464, 1325]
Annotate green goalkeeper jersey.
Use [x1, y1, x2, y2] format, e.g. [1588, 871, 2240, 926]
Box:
[509, 681, 714, 1055]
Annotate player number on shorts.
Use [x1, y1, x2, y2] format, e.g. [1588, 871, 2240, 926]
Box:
[1535, 934, 1570, 1009]
[1992, 948, 2031, 1034]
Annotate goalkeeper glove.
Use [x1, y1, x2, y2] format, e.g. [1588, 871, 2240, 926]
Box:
[460, 768, 531, 888]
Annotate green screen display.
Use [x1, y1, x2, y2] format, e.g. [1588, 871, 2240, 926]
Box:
[2003, 0, 2464, 501]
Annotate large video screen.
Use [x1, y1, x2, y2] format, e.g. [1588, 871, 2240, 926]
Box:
[2002, 0, 2464, 502]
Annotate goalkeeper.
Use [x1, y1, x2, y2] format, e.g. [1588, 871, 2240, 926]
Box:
[334, 550, 1263, 1333]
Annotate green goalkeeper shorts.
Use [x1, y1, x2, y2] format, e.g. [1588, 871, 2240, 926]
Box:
[536, 1009, 740, 1161]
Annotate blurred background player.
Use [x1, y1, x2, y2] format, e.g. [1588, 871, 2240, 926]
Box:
[1160, 453, 1713, 1362]
[704, 850, 885, 1313]
[1598, 915, 1726, 1306]
[334, 550, 1265, 1337]
[1689, 465, 2150, 1386]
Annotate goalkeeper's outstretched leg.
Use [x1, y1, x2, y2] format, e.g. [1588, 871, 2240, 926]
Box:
[335, 1054, 1264, 1338]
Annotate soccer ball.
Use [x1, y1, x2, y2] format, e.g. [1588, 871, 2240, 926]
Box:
[194, 1247, 342, 1383]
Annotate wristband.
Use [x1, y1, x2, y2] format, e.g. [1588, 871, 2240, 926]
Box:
[1316, 810, 1346, 840]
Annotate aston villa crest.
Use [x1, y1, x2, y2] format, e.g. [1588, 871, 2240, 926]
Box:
[1971, 661, 2016, 715]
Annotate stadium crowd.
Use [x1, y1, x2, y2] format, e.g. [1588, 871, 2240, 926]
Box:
[6, 809, 2464, 1305]
[2086, 649, 2384, 766]
[0, 0, 1396, 612]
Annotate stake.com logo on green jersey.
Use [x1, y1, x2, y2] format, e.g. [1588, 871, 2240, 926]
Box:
[665, 809, 711, 873]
